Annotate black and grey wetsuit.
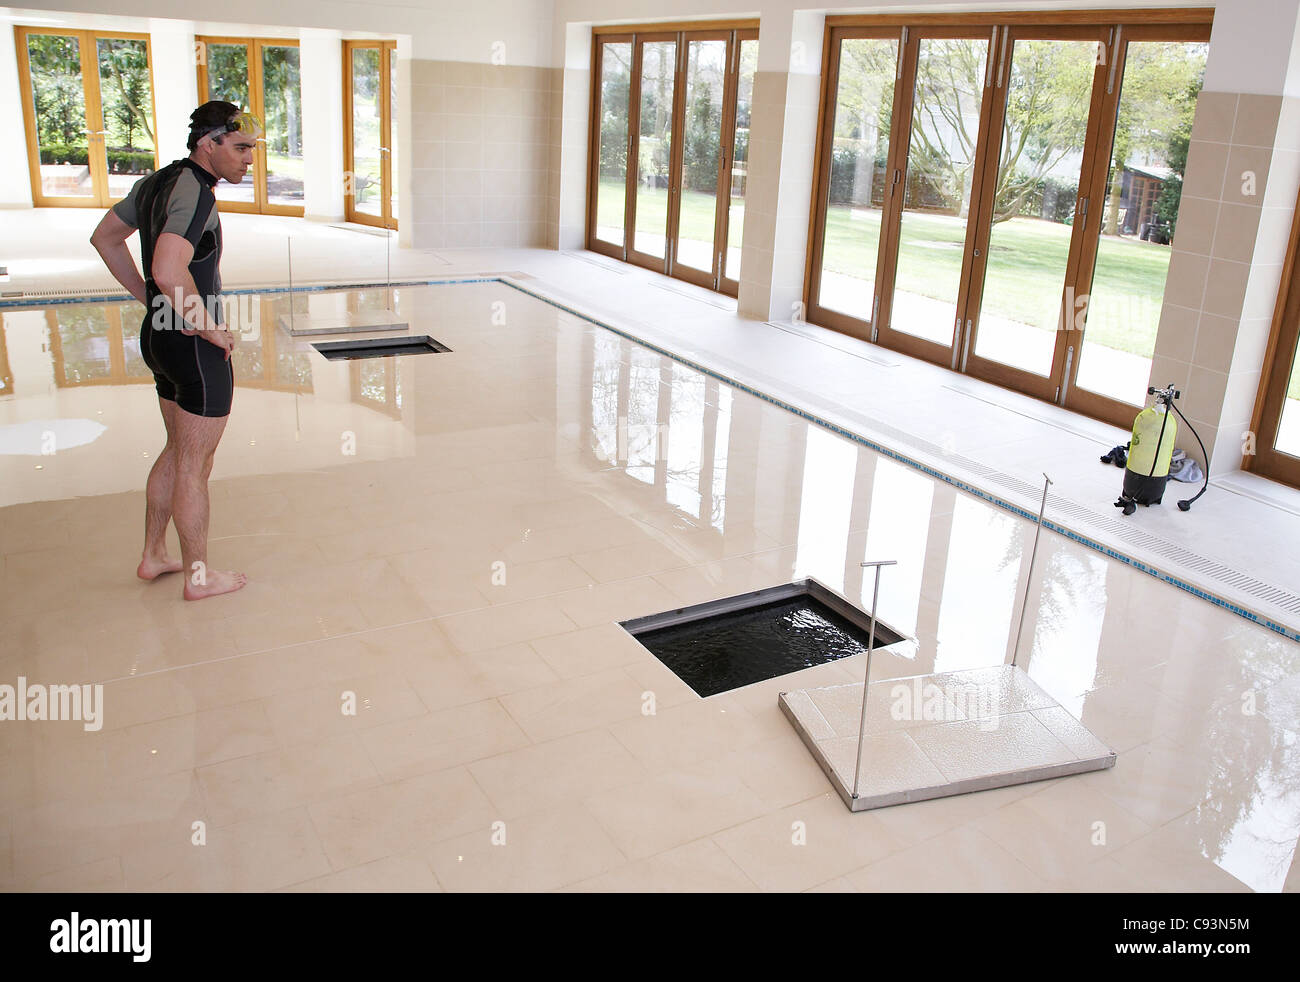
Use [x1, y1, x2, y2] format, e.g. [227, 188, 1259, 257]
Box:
[114, 158, 233, 418]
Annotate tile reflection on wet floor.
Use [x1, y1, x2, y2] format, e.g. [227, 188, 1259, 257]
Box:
[0, 281, 1297, 892]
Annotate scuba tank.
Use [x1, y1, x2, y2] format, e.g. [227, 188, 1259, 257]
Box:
[1115, 385, 1179, 515]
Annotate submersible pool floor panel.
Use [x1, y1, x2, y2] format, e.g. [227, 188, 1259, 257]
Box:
[311, 335, 451, 360]
[780, 665, 1116, 812]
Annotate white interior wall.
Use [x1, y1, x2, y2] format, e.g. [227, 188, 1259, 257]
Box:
[300, 29, 344, 223]
[0, 20, 31, 207]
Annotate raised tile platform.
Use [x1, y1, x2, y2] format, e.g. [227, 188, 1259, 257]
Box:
[780, 665, 1116, 812]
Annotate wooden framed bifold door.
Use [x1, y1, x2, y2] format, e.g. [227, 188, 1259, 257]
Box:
[1250, 186, 1300, 488]
[16, 26, 159, 208]
[197, 37, 304, 216]
[874, 27, 1001, 366]
[588, 24, 757, 297]
[960, 25, 1111, 402]
[806, 14, 1212, 424]
[344, 40, 397, 230]
[1060, 24, 1210, 426]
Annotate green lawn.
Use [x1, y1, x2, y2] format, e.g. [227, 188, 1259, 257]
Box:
[601, 178, 1171, 359]
[599, 178, 1300, 400]
[819, 206, 1171, 358]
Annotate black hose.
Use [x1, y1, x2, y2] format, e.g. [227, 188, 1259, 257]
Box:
[1168, 398, 1211, 510]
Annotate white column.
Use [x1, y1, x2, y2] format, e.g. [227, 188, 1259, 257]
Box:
[148, 20, 198, 164]
[738, 9, 824, 320]
[300, 28, 345, 223]
[0, 23, 33, 207]
[556, 21, 591, 250]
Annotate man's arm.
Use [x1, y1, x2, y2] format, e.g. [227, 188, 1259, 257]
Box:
[89, 210, 147, 306]
[151, 232, 235, 360]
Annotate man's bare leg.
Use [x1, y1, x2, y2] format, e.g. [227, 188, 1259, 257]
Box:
[171, 408, 246, 600]
[138, 397, 185, 580]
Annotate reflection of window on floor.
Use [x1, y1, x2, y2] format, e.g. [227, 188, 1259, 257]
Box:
[46, 305, 152, 387]
[795, 425, 858, 594]
[862, 458, 933, 637]
[585, 331, 734, 530]
[934, 496, 1021, 673]
[45, 299, 313, 393]
[349, 358, 401, 418]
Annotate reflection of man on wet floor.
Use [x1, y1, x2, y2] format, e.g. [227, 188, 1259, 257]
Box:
[90, 101, 259, 600]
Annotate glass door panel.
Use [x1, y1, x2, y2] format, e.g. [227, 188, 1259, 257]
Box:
[203, 42, 254, 206]
[594, 41, 633, 250]
[350, 47, 383, 220]
[888, 36, 990, 349]
[24, 33, 95, 202]
[674, 38, 727, 276]
[261, 45, 304, 208]
[95, 38, 156, 201]
[1073, 40, 1208, 407]
[971, 37, 1101, 379]
[724, 38, 758, 283]
[1277, 345, 1300, 460]
[633, 40, 677, 261]
[812, 35, 899, 325]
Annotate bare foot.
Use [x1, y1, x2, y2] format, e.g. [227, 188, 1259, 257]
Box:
[137, 554, 184, 581]
[184, 569, 248, 601]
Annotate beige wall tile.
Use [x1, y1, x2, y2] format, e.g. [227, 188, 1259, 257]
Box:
[1181, 140, 1229, 200]
[1232, 93, 1282, 148]
[1155, 302, 1198, 359]
[445, 195, 482, 224]
[1210, 202, 1262, 263]
[1161, 250, 1210, 308]
[445, 141, 484, 170]
[408, 195, 445, 225]
[1186, 363, 1230, 420]
[445, 170, 483, 197]
[1222, 145, 1273, 205]
[1192, 311, 1240, 371]
[408, 59, 443, 86]
[1171, 194, 1219, 256]
[410, 84, 444, 114]
[1189, 90, 1236, 144]
[443, 114, 484, 142]
[442, 222, 483, 247]
[1149, 352, 1191, 394]
[411, 140, 443, 170]
[1200, 259, 1251, 318]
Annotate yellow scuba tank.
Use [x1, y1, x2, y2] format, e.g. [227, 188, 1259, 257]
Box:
[1117, 385, 1179, 515]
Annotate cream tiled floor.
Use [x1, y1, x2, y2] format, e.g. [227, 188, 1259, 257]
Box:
[1, 213, 1299, 892]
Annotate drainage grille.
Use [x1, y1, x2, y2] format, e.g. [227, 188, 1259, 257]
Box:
[312, 335, 451, 360]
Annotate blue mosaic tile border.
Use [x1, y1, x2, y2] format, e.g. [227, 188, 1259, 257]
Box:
[499, 276, 1300, 646]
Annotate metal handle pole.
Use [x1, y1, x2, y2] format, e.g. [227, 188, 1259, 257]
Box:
[1011, 473, 1053, 669]
[853, 559, 897, 799]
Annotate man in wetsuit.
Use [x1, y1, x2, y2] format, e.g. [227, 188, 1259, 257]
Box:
[90, 101, 259, 600]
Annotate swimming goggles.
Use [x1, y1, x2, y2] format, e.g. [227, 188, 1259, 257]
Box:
[196, 110, 264, 143]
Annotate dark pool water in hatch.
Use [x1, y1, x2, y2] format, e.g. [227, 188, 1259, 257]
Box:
[634, 596, 887, 697]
